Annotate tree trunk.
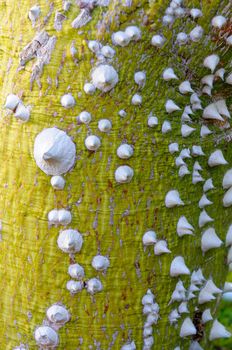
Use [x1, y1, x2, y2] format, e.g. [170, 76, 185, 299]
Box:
[0, 0, 231, 349]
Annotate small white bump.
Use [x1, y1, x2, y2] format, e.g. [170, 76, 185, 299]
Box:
[51, 176, 65, 190]
[176, 32, 188, 44]
[101, 45, 115, 58]
[57, 229, 83, 254]
[68, 263, 85, 279]
[98, 119, 112, 132]
[125, 26, 141, 41]
[112, 31, 130, 47]
[147, 115, 158, 127]
[92, 255, 110, 271]
[61, 93, 75, 108]
[85, 135, 101, 151]
[117, 144, 133, 159]
[131, 94, 142, 105]
[189, 26, 203, 42]
[151, 35, 166, 48]
[66, 280, 84, 293]
[84, 82, 96, 95]
[4, 94, 21, 110]
[34, 326, 59, 347]
[88, 40, 101, 53]
[211, 15, 227, 29]
[115, 165, 134, 183]
[78, 111, 92, 124]
[92, 64, 118, 92]
[86, 278, 103, 294]
[46, 304, 70, 325]
[134, 71, 146, 86]
[190, 8, 202, 19]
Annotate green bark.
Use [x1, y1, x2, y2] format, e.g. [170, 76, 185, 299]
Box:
[0, 0, 231, 349]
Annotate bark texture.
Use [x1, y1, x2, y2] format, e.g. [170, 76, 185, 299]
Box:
[0, 0, 231, 349]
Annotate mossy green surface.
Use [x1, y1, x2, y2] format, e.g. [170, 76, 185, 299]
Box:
[0, 0, 231, 349]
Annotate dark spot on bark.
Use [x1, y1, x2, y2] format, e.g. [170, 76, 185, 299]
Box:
[192, 310, 204, 342]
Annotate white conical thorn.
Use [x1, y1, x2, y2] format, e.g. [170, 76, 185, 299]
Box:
[161, 120, 172, 134]
[190, 8, 202, 19]
[148, 116, 158, 127]
[181, 112, 192, 123]
[215, 68, 225, 80]
[179, 165, 190, 178]
[208, 149, 227, 167]
[189, 284, 199, 292]
[170, 256, 190, 277]
[165, 99, 181, 113]
[201, 227, 223, 253]
[177, 32, 188, 44]
[177, 216, 194, 237]
[180, 317, 197, 337]
[215, 99, 230, 119]
[14, 103, 30, 122]
[189, 25, 204, 42]
[203, 54, 220, 73]
[189, 341, 204, 350]
[202, 85, 212, 96]
[227, 246, 232, 264]
[142, 230, 157, 246]
[169, 142, 179, 154]
[190, 93, 201, 104]
[4, 94, 21, 110]
[192, 170, 204, 185]
[222, 169, 232, 189]
[192, 145, 205, 157]
[226, 35, 232, 46]
[204, 279, 222, 294]
[151, 34, 166, 47]
[175, 156, 186, 167]
[154, 240, 171, 255]
[180, 148, 191, 159]
[226, 73, 232, 85]
[199, 194, 213, 208]
[203, 103, 224, 121]
[178, 301, 189, 314]
[163, 68, 178, 81]
[200, 125, 212, 138]
[202, 309, 213, 323]
[181, 124, 195, 137]
[203, 178, 214, 192]
[226, 225, 232, 247]
[179, 81, 194, 94]
[198, 289, 216, 304]
[209, 320, 231, 340]
[199, 209, 214, 228]
[201, 74, 214, 87]
[165, 190, 184, 208]
[211, 15, 227, 29]
[193, 161, 202, 171]
[191, 269, 205, 285]
[224, 282, 232, 292]
[223, 187, 232, 207]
